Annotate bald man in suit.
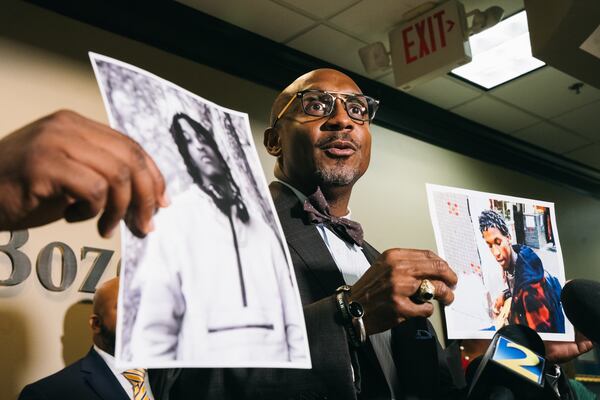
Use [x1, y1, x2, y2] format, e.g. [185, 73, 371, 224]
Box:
[18, 278, 154, 400]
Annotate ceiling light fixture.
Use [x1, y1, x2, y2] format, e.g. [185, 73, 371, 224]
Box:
[450, 10, 545, 89]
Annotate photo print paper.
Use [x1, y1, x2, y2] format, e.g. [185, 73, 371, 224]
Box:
[426, 184, 573, 341]
[90, 53, 311, 369]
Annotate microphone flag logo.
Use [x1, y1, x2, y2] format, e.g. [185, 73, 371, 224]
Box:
[492, 336, 545, 385]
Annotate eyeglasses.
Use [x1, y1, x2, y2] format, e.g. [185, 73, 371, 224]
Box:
[272, 89, 380, 127]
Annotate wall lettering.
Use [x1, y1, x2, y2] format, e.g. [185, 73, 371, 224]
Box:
[79, 247, 115, 293]
[0, 230, 118, 293]
[36, 242, 78, 292]
[0, 230, 31, 286]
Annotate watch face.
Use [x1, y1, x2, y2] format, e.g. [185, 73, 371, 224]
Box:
[348, 301, 364, 318]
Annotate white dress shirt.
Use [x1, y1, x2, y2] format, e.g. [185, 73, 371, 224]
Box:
[278, 181, 400, 399]
[94, 345, 155, 400]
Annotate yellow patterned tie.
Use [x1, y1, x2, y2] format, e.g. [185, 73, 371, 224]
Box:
[122, 368, 148, 400]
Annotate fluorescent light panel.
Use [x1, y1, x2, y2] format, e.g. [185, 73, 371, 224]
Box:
[451, 10, 545, 89]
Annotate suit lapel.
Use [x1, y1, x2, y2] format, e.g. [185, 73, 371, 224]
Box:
[271, 182, 390, 399]
[81, 348, 129, 400]
[360, 241, 379, 264]
[270, 182, 345, 297]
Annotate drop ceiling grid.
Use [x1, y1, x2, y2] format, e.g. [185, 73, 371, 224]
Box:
[439, 66, 599, 153]
[508, 121, 592, 155]
[489, 67, 600, 119]
[268, 0, 365, 43]
[274, 0, 362, 20]
[328, 0, 431, 45]
[484, 70, 600, 156]
[375, 65, 592, 157]
[274, 0, 599, 153]
[450, 94, 595, 157]
[450, 94, 540, 132]
[178, 0, 598, 171]
[378, 73, 483, 109]
[552, 100, 600, 142]
[176, 0, 315, 42]
[269, 0, 599, 159]
[286, 25, 370, 74]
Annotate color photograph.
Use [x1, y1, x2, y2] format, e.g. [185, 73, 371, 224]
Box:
[427, 184, 573, 341]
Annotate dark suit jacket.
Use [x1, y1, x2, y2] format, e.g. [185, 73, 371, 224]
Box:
[151, 182, 461, 400]
[18, 348, 129, 400]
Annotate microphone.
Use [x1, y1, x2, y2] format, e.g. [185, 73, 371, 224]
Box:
[466, 324, 552, 400]
[465, 356, 483, 387]
[466, 357, 516, 400]
[561, 279, 600, 344]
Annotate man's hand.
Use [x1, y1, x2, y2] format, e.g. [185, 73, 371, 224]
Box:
[545, 330, 594, 364]
[0, 110, 168, 237]
[350, 249, 458, 335]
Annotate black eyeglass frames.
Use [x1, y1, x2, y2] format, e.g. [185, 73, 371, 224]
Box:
[272, 89, 380, 127]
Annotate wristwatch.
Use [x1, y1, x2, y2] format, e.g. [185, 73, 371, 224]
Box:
[348, 300, 366, 344]
[335, 285, 366, 347]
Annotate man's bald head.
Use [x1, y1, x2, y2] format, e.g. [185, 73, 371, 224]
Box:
[90, 277, 119, 355]
[93, 277, 119, 315]
[264, 68, 372, 199]
[269, 68, 362, 126]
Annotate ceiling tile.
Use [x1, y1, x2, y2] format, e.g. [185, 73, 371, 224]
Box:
[451, 95, 538, 133]
[490, 67, 600, 118]
[287, 25, 368, 74]
[276, 0, 359, 19]
[401, 76, 482, 109]
[330, 0, 427, 44]
[552, 100, 600, 142]
[509, 122, 590, 154]
[564, 143, 600, 170]
[176, 0, 315, 42]
[378, 72, 417, 89]
[330, 0, 524, 46]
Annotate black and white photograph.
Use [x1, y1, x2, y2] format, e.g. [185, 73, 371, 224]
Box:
[89, 53, 310, 369]
[426, 184, 573, 341]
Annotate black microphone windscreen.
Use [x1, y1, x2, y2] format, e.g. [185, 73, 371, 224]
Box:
[488, 386, 515, 400]
[562, 279, 600, 343]
[467, 325, 547, 399]
[465, 356, 483, 386]
[495, 324, 546, 357]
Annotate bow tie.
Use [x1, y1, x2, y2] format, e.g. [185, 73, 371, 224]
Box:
[303, 187, 364, 246]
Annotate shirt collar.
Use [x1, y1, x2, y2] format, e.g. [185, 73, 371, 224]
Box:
[94, 345, 124, 372]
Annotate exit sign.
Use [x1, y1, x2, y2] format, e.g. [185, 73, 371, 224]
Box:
[389, 0, 471, 90]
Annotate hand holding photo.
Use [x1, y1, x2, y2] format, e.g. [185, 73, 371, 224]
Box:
[426, 184, 573, 341]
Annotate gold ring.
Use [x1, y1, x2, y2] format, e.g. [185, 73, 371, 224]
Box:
[416, 279, 435, 303]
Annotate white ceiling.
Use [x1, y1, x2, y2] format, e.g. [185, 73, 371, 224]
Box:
[177, 0, 600, 170]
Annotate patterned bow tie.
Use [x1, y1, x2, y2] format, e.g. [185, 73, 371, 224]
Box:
[303, 187, 364, 246]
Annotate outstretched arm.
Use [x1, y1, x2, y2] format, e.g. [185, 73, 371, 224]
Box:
[0, 110, 168, 237]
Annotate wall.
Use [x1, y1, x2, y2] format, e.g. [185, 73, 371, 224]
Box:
[1, 1, 599, 398]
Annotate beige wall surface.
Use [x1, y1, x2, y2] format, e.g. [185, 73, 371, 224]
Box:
[1, 1, 599, 399]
